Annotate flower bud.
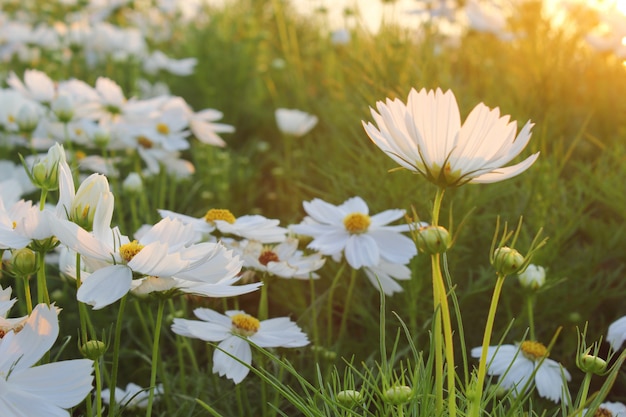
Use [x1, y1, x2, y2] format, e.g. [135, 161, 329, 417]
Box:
[30, 143, 67, 191]
[123, 172, 143, 194]
[91, 126, 110, 148]
[10, 248, 37, 276]
[416, 225, 450, 254]
[80, 340, 107, 360]
[70, 174, 113, 231]
[578, 354, 607, 375]
[518, 264, 545, 290]
[336, 390, 363, 407]
[383, 385, 412, 405]
[16, 103, 39, 133]
[51, 94, 74, 123]
[492, 246, 525, 276]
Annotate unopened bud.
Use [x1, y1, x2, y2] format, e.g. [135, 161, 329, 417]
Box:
[11, 248, 37, 276]
[336, 390, 363, 407]
[16, 104, 39, 133]
[578, 354, 607, 375]
[492, 247, 525, 276]
[51, 94, 74, 123]
[416, 225, 450, 254]
[383, 385, 412, 405]
[80, 340, 107, 360]
[518, 264, 546, 290]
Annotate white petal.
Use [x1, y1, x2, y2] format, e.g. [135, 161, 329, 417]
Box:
[344, 234, 380, 269]
[76, 265, 132, 309]
[213, 336, 252, 384]
[607, 315, 626, 350]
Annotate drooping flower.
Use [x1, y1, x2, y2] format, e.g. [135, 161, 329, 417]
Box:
[172, 308, 309, 384]
[471, 341, 571, 403]
[101, 382, 163, 409]
[289, 196, 417, 269]
[231, 237, 325, 279]
[275, 108, 318, 137]
[607, 315, 626, 351]
[0, 304, 94, 416]
[362, 88, 539, 187]
[517, 264, 546, 290]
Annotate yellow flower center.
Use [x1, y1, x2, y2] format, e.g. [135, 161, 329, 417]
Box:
[137, 136, 153, 149]
[12, 221, 17, 229]
[75, 150, 86, 160]
[520, 341, 548, 361]
[204, 209, 236, 224]
[156, 123, 170, 135]
[258, 249, 280, 266]
[594, 408, 613, 417]
[74, 127, 84, 136]
[119, 240, 145, 262]
[231, 313, 260, 337]
[343, 213, 371, 234]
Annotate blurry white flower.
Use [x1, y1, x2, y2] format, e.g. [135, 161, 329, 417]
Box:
[7, 69, 56, 103]
[143, 50, 197, 76]
[331, 28, 351, 45]
[363, 88, 538, 187]
[172, 308, 309, 384]
[465, 0, 515, 41]
[102, 383, 163, 409]
[123, 172, 143, 193]
[607, 315, 626, 351]
[364, 260, 412, 295]
[584, 402, 626, 417]
[517, 264, 546, 290]
[275, 108, 318, 137]
[0, 304, 94, 415]
[0, 285, 16, 318]
[289, 196, 416, 269]
[471, 341, 571, 403]
[159, 208, 287, 244]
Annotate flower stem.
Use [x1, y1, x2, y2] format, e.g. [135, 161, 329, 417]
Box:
[146, 299, 165, 417]
[258, 275, 270, 321]
[526, 293, 536, 341]
[469, 273, 506, 417]
[22, 276, 33, 314]
[107, 294, 128, 417]
[35, 251, 50, 305]
[326, 262, 347, 345]
[337, 268, 357, 342]
[94, 357, 103, 417]
[577, 372, 593, 417]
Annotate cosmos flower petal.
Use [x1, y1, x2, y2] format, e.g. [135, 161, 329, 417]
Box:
[607, 315, 626, 350]
[344, 234, 380, 269]
[369, 209, 407, 226]
[469, 153, 540, 184]
[534, 359, 570, 402]
[368, 230, 416, 264]
[171, 318, 230, 342]
[213, 336, 252, 384]
[76, 265, 132, 309]
[364, 267, 405, 295]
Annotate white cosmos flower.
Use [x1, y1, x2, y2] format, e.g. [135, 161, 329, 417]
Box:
[7, 69, 56, 103]
[172, 308, 309, 384]
[584, 402, 626, 417]
[233, 237, 325, 279]
[362, 88, 539, 187]
[51, 215, 227, 309]
[159, 208, 287, 244]
[101, 382, 163, 409]
[471, 341, 571, 403]
[289, 196, 416, 270]
[0, 304, 94, 416]
[607, 315, 626, 351]
[517, 264, 546, 290]
[275, 108, 318, 137]
[364, 260, 412, 295]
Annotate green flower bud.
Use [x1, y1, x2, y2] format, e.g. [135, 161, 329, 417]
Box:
[383, 385, 412, 405]
[416, 225, 451, 254]
[122, 172, 143, 194]
[10, 248, 38, 276]
[578, 354, 608, 375]
[336, 390, 364, 407]
[16, 104, 39, 133]
[492, 246, 525, 276]
[80, 340, 107, 360]
[30, 143, 66, 191]
[51, 94, 74, 123]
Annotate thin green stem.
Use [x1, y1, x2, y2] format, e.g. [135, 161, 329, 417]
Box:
[469, 274, 506, 417]
[146, 299, 165, 417]
[326, 262, 347, 345]
[35, 251, 50, 305]
[527, 293, 536, 341]
[75, 254, 89, 345]
[258, 275, 270, 321]
[337, 268, 357, 343]
[22, 276, 33, 314]
[107, 294, 128, 417]
[577, 372, 593, 417]
[94, 357, 103, 417]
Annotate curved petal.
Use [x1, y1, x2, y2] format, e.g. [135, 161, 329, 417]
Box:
[213, 336, 252, 384]
[77, 265, 132, 309]
[534, 359, 570, 403]
[344, 234, 380, 269]
[469, 152, 540, 184]
[171, 318, 230, 342]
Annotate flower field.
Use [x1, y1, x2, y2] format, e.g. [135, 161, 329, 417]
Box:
[1, 0, 626, 416]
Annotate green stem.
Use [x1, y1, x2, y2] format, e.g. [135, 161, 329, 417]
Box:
[22, 276, 33, 314]
[94, 357, 103, 417]
[107, 294, 128, 417]
[337, 268, 357, 346]
[577, 372, 593, 417]
[258, 275, 270, 321]
[309, 276, 320, 351]
[146, 299, 165, 417]
[35, 251, 50, 305]
[527, 293, 536, 341]
[469, 274, 506, 417]
[326, 262, 347, 345]
[75, 254, 89, 345]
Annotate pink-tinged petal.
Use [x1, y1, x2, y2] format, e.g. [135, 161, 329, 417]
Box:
[469, 153, 539, 184]
[171, 318, 230, 342]
[128, 241, 186, 276]
[534, 359, 570, 403]
[0, 304, 58, 372]
[213, 336, 251, 384]
[77, 265, 132, 309]
[344, 234, 380, 269]
[9, 359, 93, 408]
